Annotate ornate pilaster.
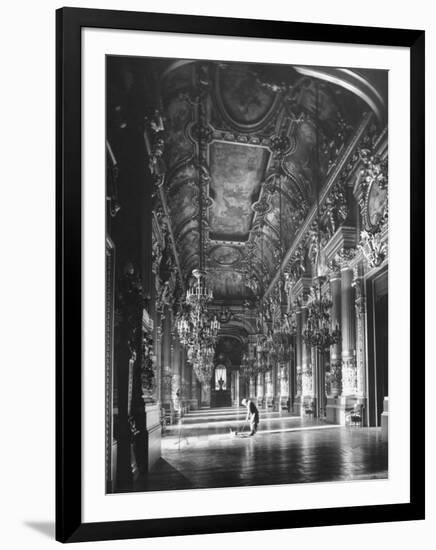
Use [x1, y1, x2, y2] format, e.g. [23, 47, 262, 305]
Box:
[249, 376, 256, 400]
[233, 369, 240, 406]
[190, 365, 198, 410]
[161, 315, 172, 405]
[279, 364, 289, 399]
[341, 266, 358, 396]
[200, 382, 211, 408]
[154, 324, 162, 405]
[292, 278, 312, 414]
[265, 370, 273, 399]
[301, 306, 313, 400]
[256, 372, 264, 407]
[353, 270, 367, 398]
[171, 334, 182, 413]
[329, 271, 342, 396]
[295, 308, 303, 398]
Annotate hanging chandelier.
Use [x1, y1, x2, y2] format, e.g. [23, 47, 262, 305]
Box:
[302, 277, 340, 348]
[176, 67, 220, 381]
[186, 268, 213, 308]
[301, 83, 341, 350]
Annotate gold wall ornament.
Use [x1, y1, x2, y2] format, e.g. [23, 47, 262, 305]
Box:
[335, 247, 357, 269]
[358, 230, 387, 268]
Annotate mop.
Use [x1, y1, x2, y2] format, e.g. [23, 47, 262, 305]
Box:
[229, 419, 249, 438]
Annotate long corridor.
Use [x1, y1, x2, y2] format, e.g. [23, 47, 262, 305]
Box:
[134, 406, 388, 492]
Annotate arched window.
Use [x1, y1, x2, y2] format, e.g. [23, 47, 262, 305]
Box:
[215, 365, 227, 390]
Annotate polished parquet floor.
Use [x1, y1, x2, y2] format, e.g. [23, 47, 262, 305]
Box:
[135, 406, 388, 492]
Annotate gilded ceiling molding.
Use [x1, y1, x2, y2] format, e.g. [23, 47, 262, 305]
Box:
[294, 67, 386, 123]
[263, 111, 374, 299]
[145, 114, 186, 292]
[155, 186, 185, 291]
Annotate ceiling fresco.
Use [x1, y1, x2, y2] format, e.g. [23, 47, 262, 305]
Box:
[107, 55, 387, 347]
[209, 142, 270, 241]
[156, 60, 374, 306]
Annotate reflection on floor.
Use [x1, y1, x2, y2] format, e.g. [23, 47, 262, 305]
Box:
[134, 406, 388, 492]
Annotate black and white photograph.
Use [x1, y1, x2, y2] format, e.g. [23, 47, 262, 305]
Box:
[105, 56, 389, 494]
[0, 0, 431, 547]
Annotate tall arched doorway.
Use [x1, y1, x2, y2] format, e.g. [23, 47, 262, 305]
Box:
[211, 364, 232, 407]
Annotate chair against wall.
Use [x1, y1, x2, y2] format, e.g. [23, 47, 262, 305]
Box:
[348, 403, 364, 427]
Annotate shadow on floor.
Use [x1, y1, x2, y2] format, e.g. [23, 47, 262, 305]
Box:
[24, 521, 54, 539]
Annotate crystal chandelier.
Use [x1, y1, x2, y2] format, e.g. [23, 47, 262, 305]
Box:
[301, 83, 341, 351]
[176, 70, 220, 381]
[186, 269, 213, 308]
[302, 276, 340, 349]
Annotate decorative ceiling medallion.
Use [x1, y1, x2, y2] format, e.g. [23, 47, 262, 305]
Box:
[209, 245, 242, 266]
[187, 120, 214, 145]
[251, 195, 272, 216]
[214, 65, 281, 133]
[270, 133, 296, 159]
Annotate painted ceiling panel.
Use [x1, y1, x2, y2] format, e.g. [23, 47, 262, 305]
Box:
[207, 270, 251, 300]
[209, 142, 270, 241]
[168, 185, 197, 234]
[164, 95, 194, 169]
[217, 65, 277, 127]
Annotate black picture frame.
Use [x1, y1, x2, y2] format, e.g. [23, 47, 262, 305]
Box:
[56, 7, 425, 543]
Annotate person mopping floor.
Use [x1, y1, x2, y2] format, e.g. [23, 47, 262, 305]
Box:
[241, 398, 260, 436]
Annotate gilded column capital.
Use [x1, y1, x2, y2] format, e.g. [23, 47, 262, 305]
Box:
[323, 225, 357, 266]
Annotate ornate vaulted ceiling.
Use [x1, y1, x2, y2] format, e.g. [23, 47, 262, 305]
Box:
[157, 60, 379, 303]
[107, 56, 387, 357]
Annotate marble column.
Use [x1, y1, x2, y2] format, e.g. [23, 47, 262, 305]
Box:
[249, 376, 256, 400]
[301, 306, 313, 411]
[341, 266, 357, 396]
[289, 339, 296, 411]
[295, 308, 303, 413]
[329, 273, 342, 396]
[279, 363, 289, 411]
[171, 334, 181, 416]
[256, 372, 264, 408]
[234, 369, 240, 406]
[326, 271, 343, 423]
[265, 369, 273, 408]
[311, 346, 319, 416]
[154, 324, 162, 406]
[312, 345, 327, 418]
[272, 364, 279, 410]
[200, 382, 211, 408]
[353, 272, 368, 424]
[190, 365, 199, 410]
[161, 315, 172, 407]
